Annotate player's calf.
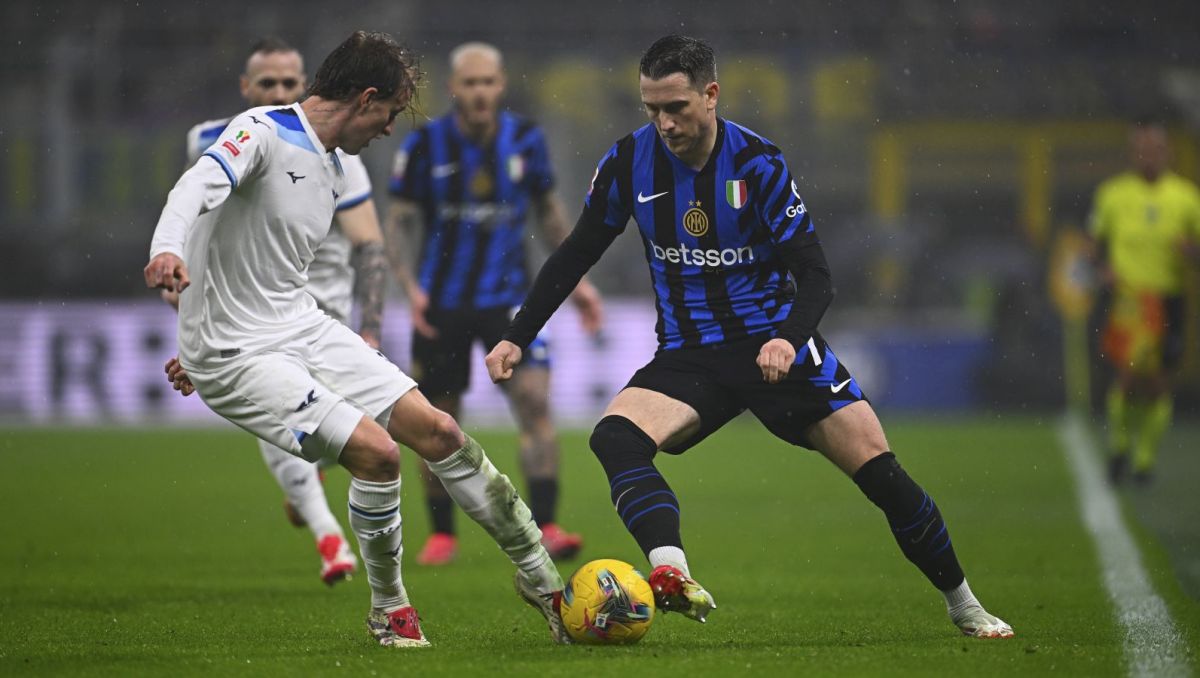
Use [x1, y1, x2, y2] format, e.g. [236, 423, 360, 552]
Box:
[853, 452, 1013, 638]
[589, 416, 683, 556]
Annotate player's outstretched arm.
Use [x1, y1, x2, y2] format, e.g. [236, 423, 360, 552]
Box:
[145, 151, 243, 292]
[485, 340, 523, 383]
[533, 192, 604, 335]
[501, 210, 621, 352]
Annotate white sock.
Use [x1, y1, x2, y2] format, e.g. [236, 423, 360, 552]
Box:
[259, 440, 342, 539]
[348, 477, 408, 611]
[648, 546, 691, 578]
[425, 435, 561, 592]
[943, 579, 980, 615]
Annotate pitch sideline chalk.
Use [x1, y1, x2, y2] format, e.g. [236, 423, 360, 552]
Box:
[1060, 414, 1190, 678]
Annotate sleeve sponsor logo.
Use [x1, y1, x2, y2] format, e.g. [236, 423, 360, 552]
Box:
[586, 166, 600, 197]
[507, 154, 525, 182]
[221, 140, 241, 157]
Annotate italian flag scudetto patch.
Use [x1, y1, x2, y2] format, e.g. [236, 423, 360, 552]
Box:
[726, 180, 747, 209]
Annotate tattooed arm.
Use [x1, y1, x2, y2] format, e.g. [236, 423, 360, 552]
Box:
[339, 198, 388, 349]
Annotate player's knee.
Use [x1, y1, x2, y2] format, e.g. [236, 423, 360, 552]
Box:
[427, 408, 465, 457]
[589, 415, 657, 466]
[357, 436, 401, 481]
[852, 451, 922, 513]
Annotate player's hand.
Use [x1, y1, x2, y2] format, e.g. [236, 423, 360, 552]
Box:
[485, 340, 523, 383]
[144, 253, 190, 292]
[757, 337, 796, 384]
[570, 279, 604, 335]
[165, 356, 195, 397]
[407, 284, 438, 339]
[160, 288, 180, 310]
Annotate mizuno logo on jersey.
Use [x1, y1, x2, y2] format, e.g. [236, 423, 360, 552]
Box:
[651, 242, 754, 266]
[295, 389, 319, 412]
[286, 171, 305, 183]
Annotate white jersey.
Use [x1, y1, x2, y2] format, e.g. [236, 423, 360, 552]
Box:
[154, 103, 346, 367]
[185, 115, 373, 323]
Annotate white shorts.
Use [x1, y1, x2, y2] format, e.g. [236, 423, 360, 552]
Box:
[188, 315, 416, 463]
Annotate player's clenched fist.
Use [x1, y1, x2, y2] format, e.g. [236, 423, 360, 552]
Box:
[144, 252, 191, 292]
[485, 340, 523, 383]
[164, 355, 195, 396]
[756, 337, 796, 384]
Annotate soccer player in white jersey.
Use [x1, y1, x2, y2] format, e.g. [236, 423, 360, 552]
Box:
[178, 36, 390, 588]
[145, 31, 568, 649]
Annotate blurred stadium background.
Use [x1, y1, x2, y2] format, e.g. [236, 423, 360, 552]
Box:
[2, 2, 1200, 673]
[2, 0, 1199, 425]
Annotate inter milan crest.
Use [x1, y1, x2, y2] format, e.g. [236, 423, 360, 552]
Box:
[683, 201, 709, 237]
[471, 167, 494, 198]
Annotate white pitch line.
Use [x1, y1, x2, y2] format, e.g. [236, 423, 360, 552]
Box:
[1059, 414, 1190, 678]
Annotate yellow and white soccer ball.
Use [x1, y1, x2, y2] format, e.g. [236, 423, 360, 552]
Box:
[560, 558, 655, 644]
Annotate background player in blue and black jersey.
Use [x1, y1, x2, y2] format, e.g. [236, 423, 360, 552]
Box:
[388, 43, 603, 565]
[487, 35, 1013, 638]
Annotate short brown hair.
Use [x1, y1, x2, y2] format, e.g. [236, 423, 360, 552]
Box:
[308, 31, 419, 103]
[247, 36, 297, 61]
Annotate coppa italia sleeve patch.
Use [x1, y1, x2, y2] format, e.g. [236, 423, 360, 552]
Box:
[221, 130, 252, 157]
[202, 115, 269, 189]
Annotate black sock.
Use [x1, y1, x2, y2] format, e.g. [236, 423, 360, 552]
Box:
[589, 415, 681, 555]
[528, 478, 558, 526]
[427, 493, 455, 536]
[853, 452, 965, 591]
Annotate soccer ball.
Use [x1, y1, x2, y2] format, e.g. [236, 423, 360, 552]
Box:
[560, 558, 656, 644]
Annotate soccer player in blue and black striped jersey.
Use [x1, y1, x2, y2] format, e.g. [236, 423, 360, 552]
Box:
[487, 35, 1013, 638]
[388, 43, 602, 566]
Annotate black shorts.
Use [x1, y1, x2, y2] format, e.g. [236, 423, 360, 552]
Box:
[411, 307, 550, 400]
[625, 332, 866, 453]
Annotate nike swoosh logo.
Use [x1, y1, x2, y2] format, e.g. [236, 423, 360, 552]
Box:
[910, 519, 936, 544]
[637, 191, 669, 204]
[830, 378, 852, 394]
[432, 163, 458, 178]
[614, 486, 636, 510]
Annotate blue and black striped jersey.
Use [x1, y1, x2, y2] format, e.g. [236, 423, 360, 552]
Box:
[390, 111, 555, 311]
[584, 118, 816, 350]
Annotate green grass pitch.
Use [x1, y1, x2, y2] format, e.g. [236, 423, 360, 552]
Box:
[1, 418, 1196, 676]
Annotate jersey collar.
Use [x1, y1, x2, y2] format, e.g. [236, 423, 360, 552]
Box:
[291, 103, 333, 157]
